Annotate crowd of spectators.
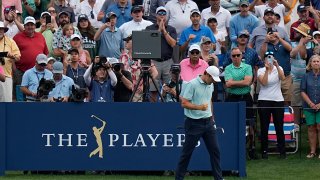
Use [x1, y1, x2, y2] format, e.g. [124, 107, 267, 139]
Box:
[1, 0, 320, 159]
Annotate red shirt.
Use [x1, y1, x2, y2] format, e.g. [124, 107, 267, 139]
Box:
[13, 32, 48, 72]
[290, 18, 317, 41]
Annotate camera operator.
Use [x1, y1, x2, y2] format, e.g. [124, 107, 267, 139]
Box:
[20, 54, 53, 101]
[0, 21, 21, 102]
[84, 56, 117, 102]
[48, 61, 75, 102]
[109, 58, 133, 102]
[161, 64, 181, 102]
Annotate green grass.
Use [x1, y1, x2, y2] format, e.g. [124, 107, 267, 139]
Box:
[1, 125, 319, 180]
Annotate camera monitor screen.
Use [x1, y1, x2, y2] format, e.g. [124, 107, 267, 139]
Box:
[132, 30, 161, 60]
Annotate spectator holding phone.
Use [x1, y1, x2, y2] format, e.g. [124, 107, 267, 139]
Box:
[84, 56, 117, 102]
[257, 51, 286, 159]
[2, 1, 22, 22]
[36, 12, 56, 57]
[3, 6, 24, 38]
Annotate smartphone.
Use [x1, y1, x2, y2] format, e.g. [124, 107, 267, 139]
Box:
[267, 55, 273, 64]
[304, 0, 311, 6]
[105, 17, 110, 23]
[0, 52, 8, 58]
[10, 6, 15, 11]
[267, 27, 273, 34]
[45, 15, 51, 24]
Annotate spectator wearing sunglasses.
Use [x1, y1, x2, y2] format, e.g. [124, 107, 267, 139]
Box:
[145, 6, 177, 102]
[104, 0, 132, 27]
[224, 47, 254, 118]
[80, 0, 104, 29]
[180, 44, 208, 82]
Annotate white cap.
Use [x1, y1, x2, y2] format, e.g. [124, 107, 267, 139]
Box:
[36, 54, 48, 64]
[0, 21, 9, 32]
[313, 31, 320, 37]
[41, 11, 50, 17]
[156, 6, 167, 14]
[70, 34, 81, 41]
[107, 57, 119, 65]
[206, 66, 221, 82]
[189, 44, 201, 52]
[24, 16, 36, 25]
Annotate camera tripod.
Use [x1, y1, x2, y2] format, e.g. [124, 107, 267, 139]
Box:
[129, 65, 164, 102]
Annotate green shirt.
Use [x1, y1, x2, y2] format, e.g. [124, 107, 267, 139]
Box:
[224, 62, 252, 95]
[22, 0, 36, 20]
[36, 28, 54, 57]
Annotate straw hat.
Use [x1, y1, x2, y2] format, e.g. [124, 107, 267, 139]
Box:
[292, 23, 311, 37]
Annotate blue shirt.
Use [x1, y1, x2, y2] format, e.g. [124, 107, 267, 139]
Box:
[178, 25, 216, 46]
[223, 47, 263, 68]
[267, 42, 291, 75]
[89, 79, 113, 102]
[312, 0, 320, 10]
[301, 71, 320, 112]
[182, 76, 214, 119]
[21, 67, 53, 100]
[104, 3, 132, 27]
[229, 13, 259, 47]
[48, 75, 74, 99]
[98, 27, 124, 58]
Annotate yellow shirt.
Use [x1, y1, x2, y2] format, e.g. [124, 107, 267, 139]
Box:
[0, 36, 21, 78]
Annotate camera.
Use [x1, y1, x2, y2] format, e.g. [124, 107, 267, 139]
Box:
[170, 64, 181, 74]
[45, 15, 51, 24]
[0, 52, 8, 65]
[267, 27, 273, 34]
[167, 81, 177, 88]
[37, 78, 55, 98]
[99, 56, 108, 64]
[113, 63, 121, 72]
[70, 85, 88, 102]
[140, 59, 151, 71]
[105, 17, 110, 23]
[267, 55, 273, 64]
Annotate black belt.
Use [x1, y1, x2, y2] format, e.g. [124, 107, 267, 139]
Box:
[228, 93, 251, 99]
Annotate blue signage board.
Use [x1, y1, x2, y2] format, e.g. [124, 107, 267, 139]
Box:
[0, 102, 246, 176]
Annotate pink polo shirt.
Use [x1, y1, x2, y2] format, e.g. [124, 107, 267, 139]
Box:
[0, 66, 4, 75]
[180, 58, 209, 82]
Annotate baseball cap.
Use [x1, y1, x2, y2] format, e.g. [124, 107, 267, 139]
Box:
[47, 57, 56, 63]
[24, 16, 36, 25]
[107, 12, 117, 18]
[0, 21, 9, 33]
[131, 5, 143, 13]
[70, 34, 81, 41]
[189, 44, 201, 52]
[4, 6, 11, 14]
[58, 11, 70, 18]
[200, 37, 211, 44]
[36, 54, 48, 64]
[264, 8, 275, 15]
[156, 6, 167, 14]
[313, 31, 320, 37]
[239, 0, 249, 6]
[265, 51, 274, 58]
[41, 11, 50, 17]
[238, 30, 250, 37]
[123, 34, 132, 42]
[207, 17, 217, 23]
[190, 9, 201, 16]
[68, 48, 79, 54]
[107, 57, 119, 65]
[206, 66, 221, 82]
[297, 5, 307, 12]
[52, 61, 64, 74]
[78, 14, 88, 21]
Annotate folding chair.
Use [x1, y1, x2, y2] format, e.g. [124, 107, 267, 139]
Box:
[268, 106, 299, 154]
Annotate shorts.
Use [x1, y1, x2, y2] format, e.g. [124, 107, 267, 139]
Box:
[304, 110, 320, 126]
[291, 81, 302, 106]
[281, 75, 292, 102]
[149, 59, 173, 92]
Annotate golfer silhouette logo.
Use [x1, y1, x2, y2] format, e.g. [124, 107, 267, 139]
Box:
[89, 115, 106, 158]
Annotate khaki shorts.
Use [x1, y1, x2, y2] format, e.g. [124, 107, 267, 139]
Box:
[281, 75, 292, 102]
[291, 81, 303, 106]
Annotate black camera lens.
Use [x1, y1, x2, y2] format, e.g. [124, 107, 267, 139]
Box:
[113, 64, 121, 72]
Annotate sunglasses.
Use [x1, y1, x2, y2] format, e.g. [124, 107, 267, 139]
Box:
[157, 11, 167, 16]
[190, 51, 200, 55]
[90, 10, 94, 19]
[38, 63, 47, 67]
[231, 54, 241, 58]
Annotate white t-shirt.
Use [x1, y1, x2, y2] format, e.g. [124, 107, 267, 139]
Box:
[119, 19, 153, 38]
[165, 0, 198, 38]
[257, 66, 284, 102]
[255, 4, 286, 29]
[213, 31, 225, 55]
